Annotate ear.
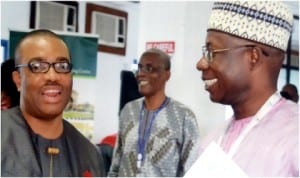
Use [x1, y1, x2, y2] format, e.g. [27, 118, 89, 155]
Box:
[251, 48, 259, 64]
[248, 47, 260, 70]
[12, 71, 21, 92]
[165, 70, 171, 81]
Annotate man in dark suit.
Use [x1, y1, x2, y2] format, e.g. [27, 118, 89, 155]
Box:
[1, 29, 106, 177]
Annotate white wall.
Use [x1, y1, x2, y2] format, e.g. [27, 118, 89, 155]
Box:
[1, 1, 30, 38]
[1, 1, 226, 142]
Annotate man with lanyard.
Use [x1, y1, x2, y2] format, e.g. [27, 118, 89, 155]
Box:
[196, 1, 298, 177]
[109, 48, 200, 176]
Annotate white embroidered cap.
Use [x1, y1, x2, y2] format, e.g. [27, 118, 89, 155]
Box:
[208, 1, 294, 52]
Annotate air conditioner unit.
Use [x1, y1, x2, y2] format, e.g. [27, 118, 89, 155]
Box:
[34, 1, 77, 32]
[91, 11, 126, 48]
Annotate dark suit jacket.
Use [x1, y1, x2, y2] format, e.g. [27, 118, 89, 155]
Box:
[1, 107, 106, 177]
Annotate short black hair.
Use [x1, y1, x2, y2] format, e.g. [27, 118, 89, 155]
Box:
[141, 48, 171, 70]
[280, 83, 299, 102]
[1, 58, 20, 107]
[14, 29, 68, 64]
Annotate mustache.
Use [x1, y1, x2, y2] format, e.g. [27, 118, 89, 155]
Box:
[44, 81, 61, 86]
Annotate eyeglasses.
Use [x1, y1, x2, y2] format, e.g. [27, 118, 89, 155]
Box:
[202, 45, 256, 62]
[137, 64, 163, 74]
[16, 61, 72, 73]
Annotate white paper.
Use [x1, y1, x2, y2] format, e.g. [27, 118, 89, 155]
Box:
[184, 142, 248, 178]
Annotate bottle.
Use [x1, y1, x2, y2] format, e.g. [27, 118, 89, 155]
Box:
[131, 59, 138, 74]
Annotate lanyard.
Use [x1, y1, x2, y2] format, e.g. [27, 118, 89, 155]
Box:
[218, 92, 281, 158]
[136, 97, 170, 169]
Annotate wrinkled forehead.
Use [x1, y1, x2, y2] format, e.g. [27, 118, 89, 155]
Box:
[16, 36, 70, 63]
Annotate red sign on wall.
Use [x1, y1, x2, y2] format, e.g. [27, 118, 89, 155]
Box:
[146, 41, 175, 54]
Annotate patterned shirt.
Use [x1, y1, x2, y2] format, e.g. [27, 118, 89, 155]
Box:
[108, 97, 200, 177]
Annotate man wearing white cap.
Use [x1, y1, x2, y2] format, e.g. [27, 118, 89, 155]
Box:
[196, 1, 298, 177]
